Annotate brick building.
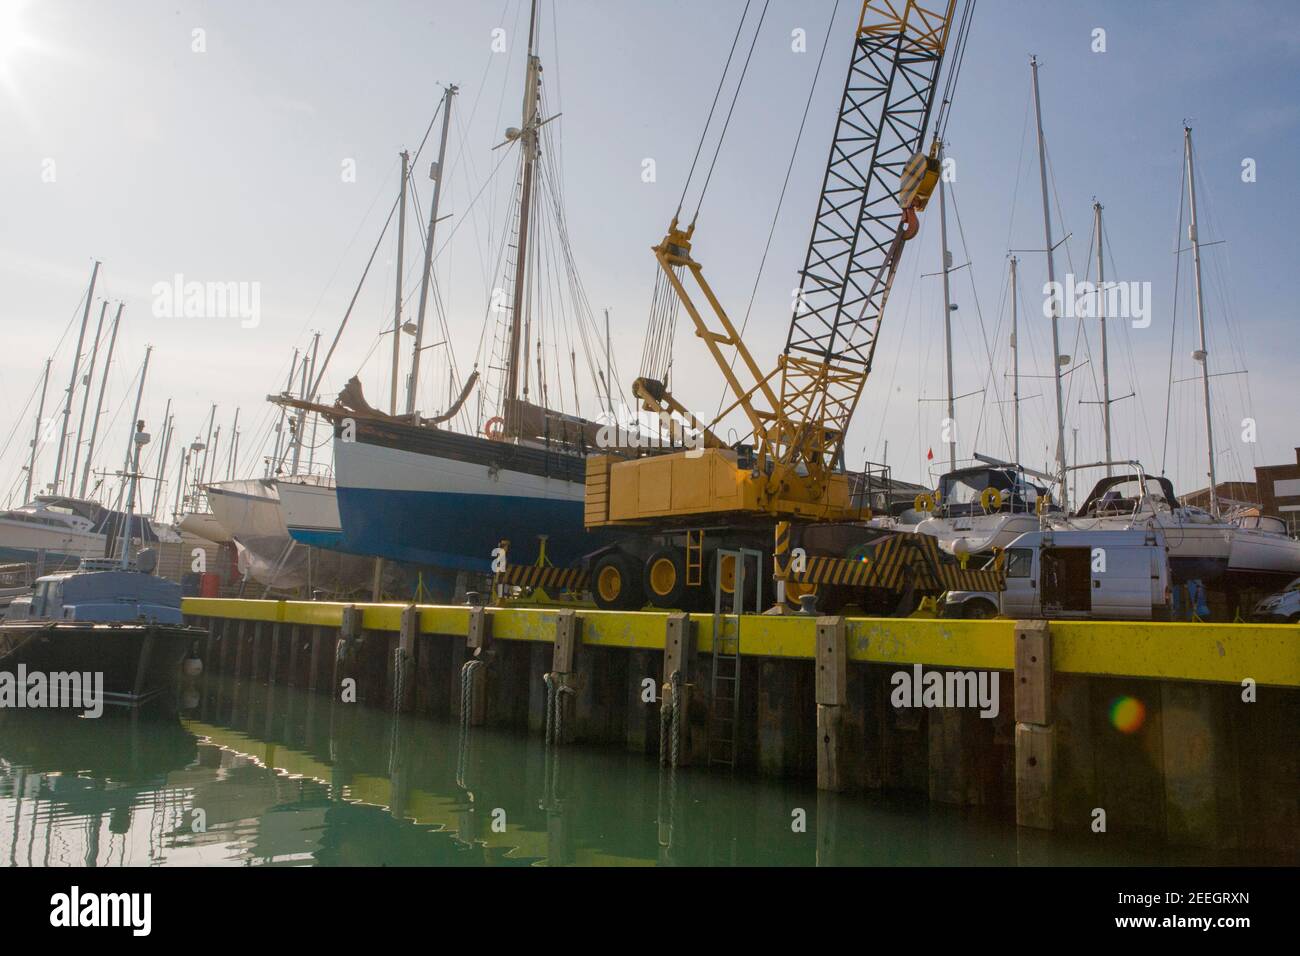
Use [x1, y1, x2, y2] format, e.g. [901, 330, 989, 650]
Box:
[1255, 448, 1300, 534]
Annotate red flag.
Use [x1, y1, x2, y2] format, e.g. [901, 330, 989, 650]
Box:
[926, 447, 934, 461]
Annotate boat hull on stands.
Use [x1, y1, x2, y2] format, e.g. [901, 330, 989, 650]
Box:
[334, 418, 610, 573]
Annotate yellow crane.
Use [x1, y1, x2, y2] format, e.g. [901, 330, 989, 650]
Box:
[537, 0, 996, 611]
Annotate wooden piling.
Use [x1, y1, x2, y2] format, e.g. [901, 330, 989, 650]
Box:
[550, 610, 579, 744]
[337, 605, 362, 701]
[815, 616, 847, 791]
[661, 612, 695, 763]
[397, 605, 418, 713]
[1014, 620, 1054, 830]
[465, 606, 490, 726]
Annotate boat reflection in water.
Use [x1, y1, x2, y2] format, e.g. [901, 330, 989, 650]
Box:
[3, 674, 1287, 867]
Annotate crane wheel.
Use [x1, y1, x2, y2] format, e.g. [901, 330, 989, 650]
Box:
[592, 551, 644, 610]
[643, 548, 688, 609]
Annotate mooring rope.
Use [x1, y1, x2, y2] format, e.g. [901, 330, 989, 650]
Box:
[391, 645, 408, 714]
[656, 670, 684, 853]
[457, 658, 484, 789]
[540, 671, 577, 809]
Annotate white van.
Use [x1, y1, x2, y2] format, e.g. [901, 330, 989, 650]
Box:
[945, 529, 1171, 621]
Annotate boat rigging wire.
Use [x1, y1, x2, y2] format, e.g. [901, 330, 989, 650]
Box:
[707, 0, 842, 427]
[691, 0, 771, 223]
[675, 0, 754, 221]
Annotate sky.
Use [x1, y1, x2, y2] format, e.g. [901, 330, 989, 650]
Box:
[1, 0, 1297, 515]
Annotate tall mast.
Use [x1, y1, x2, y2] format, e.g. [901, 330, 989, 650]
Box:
[172, 445, 190, 520]
[306, 332, 320, 472]
[937, 150, 956, 472]
[406, 85, 458, 415]
[1184, 125, 1217, 515]
[118, 347, 152, 569]
[291, 352, 309, 475]
[1030, 56, 1068, 502]
[1009, 255, 1020, 465]
[80, 302, 122, 497]
[391, 150, 410, 415]
[69, 301, 107, 496]
[206, 426, 222, 485]
[270, 351, 297, 474]
[24, 359, 52, 502]
[503, 0, 542, 436]
[1093, 200, 1114, 476]
[199, 403, 217, 488]
[53, 260, 100, 494]
[225, 407, 240, 480]
[151, 405, 173, 519]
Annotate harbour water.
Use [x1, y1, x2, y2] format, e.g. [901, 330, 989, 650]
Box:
[0, 676, 1287, 868]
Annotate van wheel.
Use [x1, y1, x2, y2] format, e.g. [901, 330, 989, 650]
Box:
[643, 548, 688, 609]
[963, 598, 998, 620]
[592, 551, 644, 610]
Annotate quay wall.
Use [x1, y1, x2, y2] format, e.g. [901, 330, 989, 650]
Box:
[182, 598, 1299, 853]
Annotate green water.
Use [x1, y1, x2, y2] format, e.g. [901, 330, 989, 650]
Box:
[0, 676, 1277, 867]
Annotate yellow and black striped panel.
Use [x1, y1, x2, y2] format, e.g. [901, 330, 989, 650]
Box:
[786, 533, 1004, 594]
[497, 565, 590, 592]
[938, 564, 1006, 592]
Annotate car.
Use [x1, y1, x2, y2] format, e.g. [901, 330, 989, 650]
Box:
[1251, 577, 1300, 623]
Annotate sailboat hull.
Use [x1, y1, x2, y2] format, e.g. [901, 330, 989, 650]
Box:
[334, 425, 608, 572]
[277, 478, 345, 551]
[1226, 527, 1300, 587]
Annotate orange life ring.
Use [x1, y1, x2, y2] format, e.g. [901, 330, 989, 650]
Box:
[483, 416, 505, 440]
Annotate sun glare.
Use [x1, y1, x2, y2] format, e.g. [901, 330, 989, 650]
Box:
[0, 0, 38, 82]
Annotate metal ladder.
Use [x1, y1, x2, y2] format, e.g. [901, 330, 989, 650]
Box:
[685, 529, 704, 587]
[708, 548, 762, 769]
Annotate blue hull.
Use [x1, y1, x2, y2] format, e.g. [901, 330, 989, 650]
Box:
[334, 487, 612, 572]
[286, 528, 348, 552]
[0, 545, 83, 566]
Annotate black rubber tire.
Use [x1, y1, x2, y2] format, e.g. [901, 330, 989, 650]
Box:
[591, 551, 645, 611]
[963, 598, 999, 620]
[642, 547, 688, 610]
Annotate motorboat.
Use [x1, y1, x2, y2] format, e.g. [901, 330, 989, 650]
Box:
[915, 464, 1053, 558]
[0, 495, 158, 568]
[1, 552, 200, 707]
[1054, 470, 1232, 584]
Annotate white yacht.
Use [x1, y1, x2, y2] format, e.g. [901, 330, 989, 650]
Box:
[915, 464, 1053, 559]
[1054, 471, 1232, 584]
[1224, 513, 1300, 588]
[0, 495, 157, 567]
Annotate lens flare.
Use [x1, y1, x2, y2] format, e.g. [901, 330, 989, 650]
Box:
[1109, 695, 1146, 734]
